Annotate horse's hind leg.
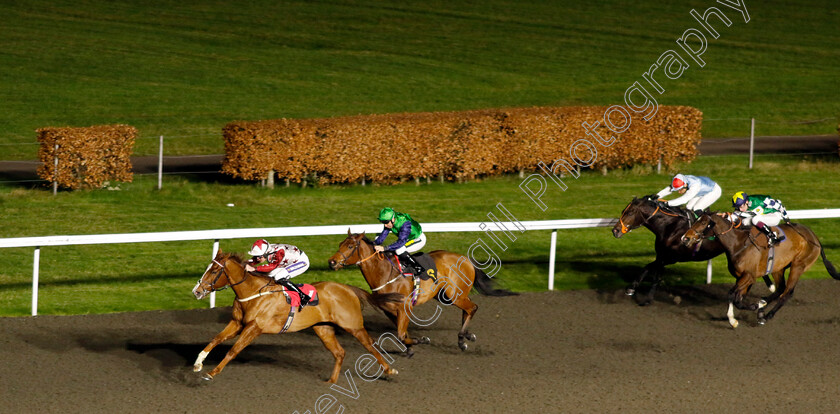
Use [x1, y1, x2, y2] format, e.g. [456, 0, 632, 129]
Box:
[194, 319, 242, 373]
[760, 266, 803, 324]
[204, 322, 263, 380]
[343, 327, 398, 379]
[454, 296, 479, 351]
[312, 325, 346, 384]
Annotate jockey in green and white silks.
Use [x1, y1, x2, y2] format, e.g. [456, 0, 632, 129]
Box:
[656, 174, 722, 212]
[732, 191, 789, 245]
[374, 207, 427, 275]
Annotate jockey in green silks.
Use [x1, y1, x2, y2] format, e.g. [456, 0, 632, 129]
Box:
[373, 207, 427, 276]
[732, 191, 789, 246]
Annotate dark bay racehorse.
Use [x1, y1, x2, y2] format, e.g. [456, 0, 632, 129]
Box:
[682, 213, 840, 327]
[328, 232, 515, 355]
[611, 196, 774, 305]
[192, 250, 401, 382]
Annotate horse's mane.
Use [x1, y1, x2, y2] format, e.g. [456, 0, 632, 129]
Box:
[352, 233, 376, 246]
[226, 252, 245, 264]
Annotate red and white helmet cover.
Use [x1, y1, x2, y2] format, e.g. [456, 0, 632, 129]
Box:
[248, 239, 271, 256]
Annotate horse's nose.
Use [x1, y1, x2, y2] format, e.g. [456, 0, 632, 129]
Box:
[328, 260, 336, 270]
[612, 227, 622, 239]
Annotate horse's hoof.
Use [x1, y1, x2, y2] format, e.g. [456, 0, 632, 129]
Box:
[729, 320, 739, 329]
[387, 368, 399, 376]
[757, 318, 767, 326]
[758, 299, 767, 309]
[405, 348, 415, 359]
[768, 285, 776, 293]
[193, 364, 203, 373]
[459, 342, 469, 351]
[467, 333, 477, 342]
[200, 373, 213, 381]
[625, 288, 636, 296]
[419, 336, 431, 344]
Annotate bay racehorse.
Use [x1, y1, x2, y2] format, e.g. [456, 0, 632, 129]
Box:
[612, 196, 774, 305]
[192, 250, 401, 382]
[682, 213, 840, 327]
[328, 232, 515, 355]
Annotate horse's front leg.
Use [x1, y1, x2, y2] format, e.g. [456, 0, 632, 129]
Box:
[630, 261, 663, 306]
[727, 276, 760, 328]
[203, 322, 263, 380]
[380, 301, 423, 357]
[194, 319, 243, 372]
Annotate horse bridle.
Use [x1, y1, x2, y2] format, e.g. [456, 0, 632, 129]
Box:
[619, 199, 695, 234]
[200, 257, 249, 293]
[335, 237, 405, 291]
[335, 237, 381, 268]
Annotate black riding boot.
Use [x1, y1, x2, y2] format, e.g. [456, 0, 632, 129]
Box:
[756, 223, 779, 246]
[278, 279, 311, 308]
[398, 252, 421, 276]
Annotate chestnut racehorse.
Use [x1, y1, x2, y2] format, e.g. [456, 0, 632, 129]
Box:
[682, 213, 840, 328]
[328, 232, 515, 354]
[612, 196, 774, 305]
[192, 250, 401, 382]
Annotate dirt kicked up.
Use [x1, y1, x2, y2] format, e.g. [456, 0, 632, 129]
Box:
[2, 279, 840, 413]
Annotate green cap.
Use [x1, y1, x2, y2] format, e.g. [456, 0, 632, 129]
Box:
[378, 207, 395, 222]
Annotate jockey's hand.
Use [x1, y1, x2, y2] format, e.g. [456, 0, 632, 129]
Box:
[245, 264, 255, 272]
[374, 245, 385, 253]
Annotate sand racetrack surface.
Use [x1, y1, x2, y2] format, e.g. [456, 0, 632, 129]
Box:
[3, 279, 840, 414]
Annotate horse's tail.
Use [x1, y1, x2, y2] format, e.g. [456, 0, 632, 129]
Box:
[470, 260, 518, 296]
[819, 245, 840, 280]
[348, 285, 403, 309]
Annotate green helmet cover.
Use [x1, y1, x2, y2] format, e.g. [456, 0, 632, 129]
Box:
[378, 207, 395, 222]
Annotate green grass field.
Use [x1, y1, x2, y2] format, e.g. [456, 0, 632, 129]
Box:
[1, 154, 839, 316]
[1, 0, 839, 160]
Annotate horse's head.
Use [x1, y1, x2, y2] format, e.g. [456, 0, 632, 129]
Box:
[612, 196, 656, 238]
[681, 213, 717, 247]
[193, 250, 235, 300]
[328, 230, 370, 270]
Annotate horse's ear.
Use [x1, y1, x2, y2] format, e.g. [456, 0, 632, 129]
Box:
[632, 196, 638, 202]
[347, 228, 351, 236]
[361, 231, 366, 237]
[215, 249, 224, 258]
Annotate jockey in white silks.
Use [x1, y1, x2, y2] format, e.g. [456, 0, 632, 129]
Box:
[656, 174, 722, 214]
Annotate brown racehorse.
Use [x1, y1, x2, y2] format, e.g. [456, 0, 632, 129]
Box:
[682, 213, 840, 328]
[191, 250, 401, 382]
[612, 196, 774, 305]
[327, 232, 515, 354]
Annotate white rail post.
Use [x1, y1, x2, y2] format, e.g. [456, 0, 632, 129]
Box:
[548, 230, 557, 290]
[706, 259, 713, 284]
[157, 135, 163, 190]
[210, 239, 220, 308]
[748, 118, 755, 169]
[32, 247, 40, 316]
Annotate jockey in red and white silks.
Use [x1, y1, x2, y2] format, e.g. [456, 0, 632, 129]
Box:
[245, 239, 311, 304]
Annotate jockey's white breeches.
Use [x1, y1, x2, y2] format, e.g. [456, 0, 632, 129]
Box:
[394, 233, 426, 255]
[268, 252, 310, 280]
[753, 212, 783, 227]
[685, 184, 722, 211]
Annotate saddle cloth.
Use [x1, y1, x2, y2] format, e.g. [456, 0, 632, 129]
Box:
[282, 283, 319, 308]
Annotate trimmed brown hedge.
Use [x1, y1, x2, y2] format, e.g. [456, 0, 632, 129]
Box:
[37, 125, 136, 190]
[222, 106, 702, 184]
